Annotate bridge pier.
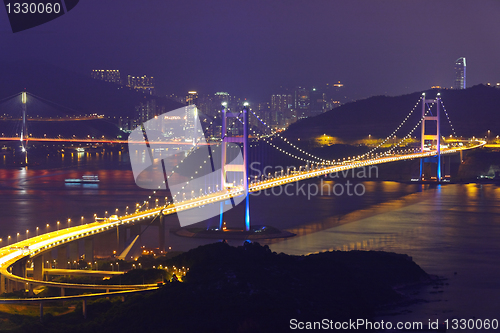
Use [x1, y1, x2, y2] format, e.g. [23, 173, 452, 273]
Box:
[0, 273, 5, 294]
[159, 215, 165, 252]
[69, 242, 79, 264]
[33, 255, 45, 281]
[84, 239, 94, 263]
[93, 230, 117, 257]
[58, 245, 68, 269]
[6, 274, 13, 293]
[444, 155, 451, 180]
[12, 259, 27, 291]
[116, 225, 124, 253]
[82, 299, 87, 319]
[107, 225, 126, 255]
[420, 158, 423, 180]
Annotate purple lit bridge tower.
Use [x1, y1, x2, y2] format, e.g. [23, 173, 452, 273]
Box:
[420, 92, 447, 182]
[220, 103, 251, 231]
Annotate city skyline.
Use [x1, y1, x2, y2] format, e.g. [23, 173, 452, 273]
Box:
[1, 1, 500, 102]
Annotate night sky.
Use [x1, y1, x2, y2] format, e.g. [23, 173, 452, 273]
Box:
[1, 0, 500, 102]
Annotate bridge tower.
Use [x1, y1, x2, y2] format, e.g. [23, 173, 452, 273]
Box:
[220, 103, 250, 231]
[21, 92, 28, 149]
[420, 92, 441, 181]
[21, 92, 28, 163]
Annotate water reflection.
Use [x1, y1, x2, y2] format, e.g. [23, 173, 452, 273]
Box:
[1, 151, 499, 322]
[266, 183, 500, 323]
[0, 152, 153, 240]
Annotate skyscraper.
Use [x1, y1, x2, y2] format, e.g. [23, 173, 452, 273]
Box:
[186, 91, 198, 106]
[271, 94, 293, 126]
[454, 57, 466, 89]
[184, 91, 198, 142]
[309, 88, 326, 116]
[294, 86, 309, 119]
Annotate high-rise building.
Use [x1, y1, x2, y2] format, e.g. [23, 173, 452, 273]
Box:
[271, 94, 293, 127]
[136, 99, 160, 126]
[256, 102, 271, 128]
[324, 81, 344, 109]
[454, 57, 466, 89]
[309, 88, 326, 116]
[127, 75, 155, 95]
[184, 91, 198, 142]
[213, 92, 230, 112]
[294, 86, 309, 119]
[91, 70, 121, 84]
[186, 91, 199, 106]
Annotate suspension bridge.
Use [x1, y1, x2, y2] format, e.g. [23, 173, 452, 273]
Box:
[0, 91, 486, 305]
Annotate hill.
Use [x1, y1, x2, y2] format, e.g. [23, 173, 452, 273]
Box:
[11, 242, 433, 333]
[0, 60, 183, 118]
[285, 85, 500, 141]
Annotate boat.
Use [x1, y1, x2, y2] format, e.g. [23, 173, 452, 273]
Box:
[65, 175, 100, 183]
